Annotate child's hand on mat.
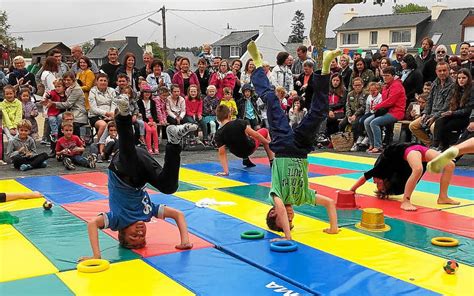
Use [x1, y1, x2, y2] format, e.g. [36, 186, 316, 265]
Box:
[78, 255, 100, 262]
[270, 237, 291, 242]
[175, 242, 193, 250]
[216, 172, 229, 176]
[323, 227, 340, 234]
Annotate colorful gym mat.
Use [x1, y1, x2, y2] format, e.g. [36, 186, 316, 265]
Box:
[0, 151, 472, 295]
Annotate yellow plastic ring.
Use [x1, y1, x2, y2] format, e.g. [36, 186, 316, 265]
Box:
[431, 237, 459, 247]
[77, 259, 110, 273]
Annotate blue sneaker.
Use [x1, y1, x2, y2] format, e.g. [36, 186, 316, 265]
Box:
[40, 160, 48, 168]
[20, 164, 33, 171]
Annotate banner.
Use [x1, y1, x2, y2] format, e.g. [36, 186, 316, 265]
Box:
[450, 43, 457, 54]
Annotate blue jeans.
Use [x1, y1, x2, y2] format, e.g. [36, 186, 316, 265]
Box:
[364, 113, 397, 149]
[251, 67, 328, 157]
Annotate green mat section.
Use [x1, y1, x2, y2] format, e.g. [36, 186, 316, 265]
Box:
[12, 207, 139, 271]
[148, 181, 204, 192]
[0, 274, 73, 296]
[221, 184, 474, 266]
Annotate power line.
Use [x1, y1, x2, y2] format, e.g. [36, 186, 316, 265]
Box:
[167, 0, 293, 12]
[167, 11, 222, 36]
[10, 10, 159, 34]
[76, 11, 159, 45]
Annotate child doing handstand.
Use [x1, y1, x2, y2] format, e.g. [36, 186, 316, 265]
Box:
[80, 99, 198, 261]
[247, 41, 339, 240]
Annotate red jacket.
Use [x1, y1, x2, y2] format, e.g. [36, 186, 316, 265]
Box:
[172, 71, 200, 97]
[209, 72, 236, 99]
[374, 79, 406, 120]
[185, 97, 203, 117]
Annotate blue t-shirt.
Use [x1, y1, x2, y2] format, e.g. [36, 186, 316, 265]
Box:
[103, 170, 164, 231]
[245, 99, 255, 119]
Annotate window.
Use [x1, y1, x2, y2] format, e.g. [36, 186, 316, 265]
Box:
[370, 31, 378, 45]
[341, 32, 359, 45]
[391, 30, 411, 43]
[230, 46, 240, 58]
[213, 46, 221, 57]
[431, 33, 442, 45]
[464, 26, 474, 42]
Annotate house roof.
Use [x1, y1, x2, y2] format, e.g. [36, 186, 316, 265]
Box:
[335, 11, 431, 31]
[87, 40, 127, 59]
[416, 8, 473, 52]
[30, 42, 69, 55]
[175, 50, 199, 70]
[284, 38, 336, 56]
[212, 30, 259, 46]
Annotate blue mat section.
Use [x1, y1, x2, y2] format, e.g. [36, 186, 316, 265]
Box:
[150, 193, 279, 245]
[184, 162, 273, 183]
[342, 172, 474, 201]
[221, 240, 439, 296]
[453, 168, 474, 177]
[228, 159, 322, 177]
[145, 248, 312, 296]
[152, 193, 439, 295]
[16, 176, 106, 204]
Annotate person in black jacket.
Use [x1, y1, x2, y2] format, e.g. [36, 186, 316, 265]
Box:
[236, 83, 260, 129]
[195, 58, 211, 97]
[415, 37, 437, 83]
[115, 53, 140, 93]
[137, 85, 160, 154]
[339, 54, 353, 90]
[401, 54, 423, 105]
[350, 143, 460, 211]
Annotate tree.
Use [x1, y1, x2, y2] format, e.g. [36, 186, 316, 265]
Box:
[393, 3, 428, 14]
[82, 41, 93, 54]
[288, 10, 306, 43]
[0, 10, 21, 50]
[310, 0, 391, 67]
[143, 42, 165, 60]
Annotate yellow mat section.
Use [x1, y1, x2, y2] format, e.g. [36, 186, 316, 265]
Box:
[175, 189, 473, 296]
[58, 259, 194, 296]
[309, 152, 376, 165]
[179, 168, 246, 189]
[309, 175, 474, 218]
[0, 225, 58, 282]
[0, 179, 45, 212]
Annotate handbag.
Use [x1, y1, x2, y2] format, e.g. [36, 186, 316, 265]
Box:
[374, 107, 388, 117]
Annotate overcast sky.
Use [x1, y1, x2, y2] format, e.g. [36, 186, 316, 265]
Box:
[3, 0, 473, 49]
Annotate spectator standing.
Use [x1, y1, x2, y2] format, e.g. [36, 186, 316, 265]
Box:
[209, 59, 236, 99]
[415, 37, 437, 83]
[116, 52, 140, 93]
[172, 57, 200, 97]
[270, 52, 293, 92]
[195, 58, 211, 97]
[70, 46, 99, 74]
[99, 47, 121, 88]
[401, 54, 423, 104]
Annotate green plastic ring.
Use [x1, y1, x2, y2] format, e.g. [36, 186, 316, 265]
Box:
[240, 230, 265, 240]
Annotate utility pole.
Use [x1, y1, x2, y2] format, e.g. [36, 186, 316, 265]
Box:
[161, 5, 168, 65]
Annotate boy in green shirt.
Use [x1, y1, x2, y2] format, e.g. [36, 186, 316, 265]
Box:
[247, 41, 339, 241]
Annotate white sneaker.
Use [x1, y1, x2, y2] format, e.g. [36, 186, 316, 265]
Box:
[361, 137, 369, 146]
[167, 124, 198, 144]
[356, 136, 364, 144]
[116, 97, 130, 116]
[350, 143, 358, 152]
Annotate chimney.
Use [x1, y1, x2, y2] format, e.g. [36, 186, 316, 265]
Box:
[344, 8, 358, 23]
[431, 1, 447, 21]
[125, 36, 138, 45]
[93, 38, 105, 46]
[223, 23, 234, 37]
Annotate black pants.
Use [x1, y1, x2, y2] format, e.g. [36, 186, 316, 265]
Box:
[12, 153, 49, 169]
[112, 114, 181, 193]
[433, 116, 469, 149]
[339, 116, 362, 141]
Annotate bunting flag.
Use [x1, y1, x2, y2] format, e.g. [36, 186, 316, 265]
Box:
[348, 50, 354, 58]
[357, 48, 363, 54]
[371, 49, 377, 54]
[312, 47, 318, 59]
[417, 48, 423, 54]
[343, 48, 350, 55]
[389, 49, 395, 59]
[361, 52, 367, 59]
[450, 43, 457, 54]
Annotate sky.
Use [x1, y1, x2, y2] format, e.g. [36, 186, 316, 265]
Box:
[2, 0, 473, 49]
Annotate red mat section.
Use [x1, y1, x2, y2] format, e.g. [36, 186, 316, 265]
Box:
[62, 172, 157, 196]
[259, 182, 474, 238]
[422, 172, 474, 188]
[252, 157, 357, 175]
[63, 200, 213, 257]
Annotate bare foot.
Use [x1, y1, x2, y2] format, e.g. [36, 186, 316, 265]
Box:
[175, 242, 193, 250]
[400, 201, 417, 211]
[323, 227, 340, 234]
[437, 197, 461, 205]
